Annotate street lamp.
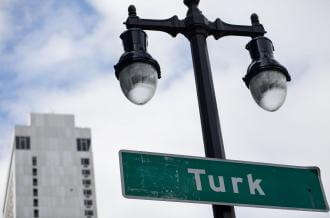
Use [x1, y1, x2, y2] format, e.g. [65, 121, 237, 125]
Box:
[243, 35, 291, 111]
[114, 1, 291, 217]
[114, 28, 161, 105]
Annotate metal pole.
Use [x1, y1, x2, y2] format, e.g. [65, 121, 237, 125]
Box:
[189, 33, 236, 218]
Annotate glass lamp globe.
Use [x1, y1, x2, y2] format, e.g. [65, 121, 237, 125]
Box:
[119, 62, 158, 105]
[249, 70, 287, 112]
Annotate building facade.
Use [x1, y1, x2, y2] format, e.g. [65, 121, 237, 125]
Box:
[2, 113, 97, 218]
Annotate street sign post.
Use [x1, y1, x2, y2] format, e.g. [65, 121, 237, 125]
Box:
[119, 150, 329, 212]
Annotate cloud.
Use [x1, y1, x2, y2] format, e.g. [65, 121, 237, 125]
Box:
[0, 11, 7, 42]
[0, 0, 330, 218]
[0, 0, 11, 45]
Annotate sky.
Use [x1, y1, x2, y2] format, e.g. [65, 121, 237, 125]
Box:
[0, 0, 330, 217]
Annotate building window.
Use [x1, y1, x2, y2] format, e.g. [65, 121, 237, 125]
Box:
[81, 158, 90, 166]
[15, 136, 30, 150]
[82, 169, 90, 177]
[34, 209, 39, 217]
[33, 178, 38, 186]
[77, 138, 91, 151]
[82, 179, 91, 187]
[33, 199, 38, 207]
[84, 199, 93, 208]
[32, 156, 37, 166]
[83, 189, 92, 197]
[32, 168, 37, 176]
[33, 188, 38, 197]
[84, 210, 93, 216]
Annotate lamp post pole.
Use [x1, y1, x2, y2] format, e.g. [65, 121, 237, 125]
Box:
[189, 32, 235, 218]
[115, 0, 290, 217]
[183, 2, 236, 217]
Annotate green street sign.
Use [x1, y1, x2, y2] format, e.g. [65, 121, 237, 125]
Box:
[119, 150, 329, 212]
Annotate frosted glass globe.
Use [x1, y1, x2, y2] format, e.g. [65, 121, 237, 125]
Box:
[249, 70, 287, 112]
[119, 62, 158, 105]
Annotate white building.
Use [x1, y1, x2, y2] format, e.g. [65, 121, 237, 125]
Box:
[2, 113, 97, 218]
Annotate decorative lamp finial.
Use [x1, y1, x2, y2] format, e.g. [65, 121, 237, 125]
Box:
[251, 13, 260, 25]
[128, 5, 137, 17]
[184, 0, 200, 8]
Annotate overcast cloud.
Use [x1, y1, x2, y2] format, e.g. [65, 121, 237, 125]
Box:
[0, 0, 330, 218]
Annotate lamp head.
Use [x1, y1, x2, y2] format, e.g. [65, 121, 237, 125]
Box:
[114, 28, 161, 105]
[244, 36, 291, 112]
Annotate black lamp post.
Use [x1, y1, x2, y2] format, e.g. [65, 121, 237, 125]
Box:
[114, 0, 290, 217]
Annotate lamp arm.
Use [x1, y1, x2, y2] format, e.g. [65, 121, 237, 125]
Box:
[210, 18, 266, 39]
[124, 5, 185, 37]
[125, 16, 185, 37]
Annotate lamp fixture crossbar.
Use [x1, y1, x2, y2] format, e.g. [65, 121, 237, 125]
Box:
[124, 4, 266, 40]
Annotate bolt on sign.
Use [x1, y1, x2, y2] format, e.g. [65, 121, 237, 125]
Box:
[119, 150, 329, 212]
